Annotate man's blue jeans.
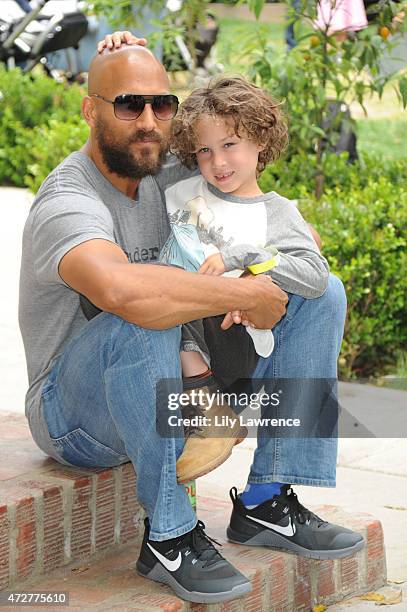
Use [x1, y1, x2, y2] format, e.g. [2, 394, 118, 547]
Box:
[40, 274, 346, 540]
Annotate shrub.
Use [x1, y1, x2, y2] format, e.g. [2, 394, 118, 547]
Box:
[25, 119, 89, 192]
[259, 152, 407, 199]
[0, 65, 85, 187]
[263, 154, 407, 379]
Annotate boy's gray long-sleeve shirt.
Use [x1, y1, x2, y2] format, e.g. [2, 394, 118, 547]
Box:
[162, 175, 329, 298]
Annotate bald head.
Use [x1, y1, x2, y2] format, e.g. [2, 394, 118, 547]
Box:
[83, 45, 173, 185]
[88, 45, 169, 96]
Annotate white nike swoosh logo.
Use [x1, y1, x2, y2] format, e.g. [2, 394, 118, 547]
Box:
[246, 515, 296, 537]
[147, 543, 182, 572]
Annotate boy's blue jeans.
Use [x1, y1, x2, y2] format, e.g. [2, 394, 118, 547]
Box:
[41, 274, 346, 541]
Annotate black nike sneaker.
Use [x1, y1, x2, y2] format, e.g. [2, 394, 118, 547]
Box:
[226, 486, 364, 560]
[136, 518, 252, 604]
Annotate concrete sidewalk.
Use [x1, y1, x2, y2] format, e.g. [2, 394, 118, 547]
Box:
[1, 186, 406, 609]
[0, 187, 33, 416]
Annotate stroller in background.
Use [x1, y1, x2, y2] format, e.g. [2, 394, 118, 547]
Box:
[0, 0, 88, 81]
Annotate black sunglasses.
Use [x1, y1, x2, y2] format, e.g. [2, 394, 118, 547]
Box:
[90, 93, 179, 121]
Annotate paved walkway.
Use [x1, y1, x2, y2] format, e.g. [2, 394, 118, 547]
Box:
[0, 188, 32, 415]
[2, 186, 406, 609]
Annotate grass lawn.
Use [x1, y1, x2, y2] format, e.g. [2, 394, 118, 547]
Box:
[214, 17, 407, 161]
[356, 118, 407, 159]
[215, 17, 285, 72]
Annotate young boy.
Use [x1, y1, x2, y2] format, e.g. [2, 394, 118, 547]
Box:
[164, 76, 328, 296]
[162, 76, 330, 494]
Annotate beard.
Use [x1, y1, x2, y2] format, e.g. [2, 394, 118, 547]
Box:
[95, 119, 169, 179]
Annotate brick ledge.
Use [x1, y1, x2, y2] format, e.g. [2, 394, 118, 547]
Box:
[3, 495, 386, 611]
[0, 413, 386, 609]
[0, 413, 144, 589]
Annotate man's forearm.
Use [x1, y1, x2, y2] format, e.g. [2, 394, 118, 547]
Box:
[105, 262, 255, 329]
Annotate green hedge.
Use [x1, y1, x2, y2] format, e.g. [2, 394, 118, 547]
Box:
[1, 67, 406, 379]
[260, 154, 407, 379]
[0, 65, 87, 189]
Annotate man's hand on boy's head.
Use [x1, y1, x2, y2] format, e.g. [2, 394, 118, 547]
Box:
[97, 31, 147, 54]
[199, 253, 226, 276]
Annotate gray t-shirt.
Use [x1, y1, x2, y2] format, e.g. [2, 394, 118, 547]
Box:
[18, 151, 191, 460]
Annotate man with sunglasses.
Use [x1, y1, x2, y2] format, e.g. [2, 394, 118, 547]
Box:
[19, 38, 362, 605]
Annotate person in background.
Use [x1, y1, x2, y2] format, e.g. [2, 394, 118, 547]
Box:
[286, 0, 301, 50]
[316, 0, 368, 41]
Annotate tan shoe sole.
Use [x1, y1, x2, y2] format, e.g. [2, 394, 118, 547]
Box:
[177, 426, 248, 484]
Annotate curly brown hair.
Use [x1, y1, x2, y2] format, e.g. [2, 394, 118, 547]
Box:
[170, 75, 288, 175]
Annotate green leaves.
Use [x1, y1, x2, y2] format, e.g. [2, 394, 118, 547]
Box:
[302, 163, 406, 378]
[239, 0, 407, 197]
[398, 76, 407, 108]
[247, 0, 265, 20]
[0, 65, 86, 189]
[85, 0, 164, 28]
[258, 152, 407, 378]
[86, 0, 212, 68]
[25, 119, 89, 192]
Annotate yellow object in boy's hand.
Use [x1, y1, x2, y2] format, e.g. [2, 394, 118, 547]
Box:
[198, 253, 226, 275]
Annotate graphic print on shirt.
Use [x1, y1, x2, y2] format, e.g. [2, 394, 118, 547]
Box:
[159, 195, 233, 272]
[123, 246, 160, 263]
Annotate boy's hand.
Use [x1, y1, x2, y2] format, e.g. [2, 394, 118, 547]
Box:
[199, 253, 226, 275]
[221, 274, 287, 330]
[97, 31, 148, 54]
[221, 310, 247, 328]
[222, 270, 254, 328]
[223, 275, 287, 331]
